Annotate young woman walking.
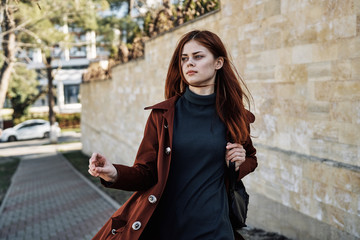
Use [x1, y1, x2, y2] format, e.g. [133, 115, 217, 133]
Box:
[88, 30, 257, 240]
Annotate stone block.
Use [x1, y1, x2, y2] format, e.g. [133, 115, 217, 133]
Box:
[311, 120, 339, 142]
[307, 101, 330, 114]
[316, 21, 333, 42]
[274, 64, 307, 82]
[307, 61, 332, 80]
[354, 101, 360, 124]
[350, 57, 360, 80]
[264, 0, 281, 18]
[292, 44, 313, 64]
[314, 81, 360, 101]
[314, 180, 332, 205]
[332, 187, 353, 213]
[333, 15, 357, 39]
[332, 167, 356, 192]
[280, 0, 300, 13]
[330, 101, 353, 123]
[356, 0, 360, 14]
[264, 31, 282, 50]
[312, 42, 338, 62]
[326, 204, 346, 230]
[338, 37, 360, 59]
[331, 60, 352, 81]
[329, 141, 359, 167]
[303, 161, 333, 184]
[339, 123, 360, 145]
[305, 2, 325, 24]
[275, 82, 296, 99]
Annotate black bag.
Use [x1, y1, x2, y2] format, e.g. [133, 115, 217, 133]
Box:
[228, 161, 249, 229]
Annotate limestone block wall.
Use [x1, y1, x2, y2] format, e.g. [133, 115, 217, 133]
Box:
[81, 0, 360, 239]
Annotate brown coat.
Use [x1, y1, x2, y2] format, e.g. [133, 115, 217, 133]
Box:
[92, 95, 257, 240]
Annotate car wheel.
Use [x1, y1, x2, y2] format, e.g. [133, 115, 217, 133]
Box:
[8, 136, 17, 142]
[44, 132, 50, 138]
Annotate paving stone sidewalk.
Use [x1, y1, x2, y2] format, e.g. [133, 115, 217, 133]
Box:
[0, 152, 119, 240]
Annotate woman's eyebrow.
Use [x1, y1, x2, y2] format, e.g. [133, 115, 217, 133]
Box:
[181, 51, 204, 56]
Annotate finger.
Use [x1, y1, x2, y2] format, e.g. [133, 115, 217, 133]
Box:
[88, 169, 99, 177]
[89, 153, 98, 164]
[230, 157, 245, 164]
[94, 166, 106, 174]
[227, 149, 246, 158]
[226, 147, 245, 156]
[226, 143, 243, 150]
[226, 150, 246, 161]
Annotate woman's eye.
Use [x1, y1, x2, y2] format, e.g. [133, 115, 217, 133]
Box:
[181, 57, 188, 62]
[194, 55, 203, 59]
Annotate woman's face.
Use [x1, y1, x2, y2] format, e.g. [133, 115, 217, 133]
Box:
[181, 40, 222, 94]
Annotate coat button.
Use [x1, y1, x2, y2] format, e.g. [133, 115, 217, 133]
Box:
[132, 221, 142, 231]
[111, 229, 117, 235]
[148, 195, 157, 204]
[165, 147, 171, 155]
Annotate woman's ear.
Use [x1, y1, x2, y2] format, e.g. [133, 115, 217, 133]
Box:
[215, 57, 224, 70]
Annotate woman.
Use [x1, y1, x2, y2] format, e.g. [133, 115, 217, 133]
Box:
[88, 30, 257, 240]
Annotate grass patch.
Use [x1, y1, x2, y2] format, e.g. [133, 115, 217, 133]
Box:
[62, 150, 133, 205]
[61, 128, 81, 133]
[0, 157, 20, 206]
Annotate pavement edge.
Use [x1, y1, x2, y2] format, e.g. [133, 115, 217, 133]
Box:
[57, 151, 121, 210]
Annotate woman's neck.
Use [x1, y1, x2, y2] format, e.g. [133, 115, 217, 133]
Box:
[189, 85, 215, 96]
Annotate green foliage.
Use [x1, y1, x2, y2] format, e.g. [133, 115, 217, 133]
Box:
[106, 0, 128, 10]
[8, 65, 43, 121]
[55, 113, 81, 128]
[8, 65, 38, 103]
[14, 0, 104, 54]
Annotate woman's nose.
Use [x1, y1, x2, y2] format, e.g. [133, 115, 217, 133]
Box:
[187, 59, 195, 67]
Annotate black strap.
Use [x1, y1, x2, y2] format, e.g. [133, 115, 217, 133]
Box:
[229, 161, 236, 191]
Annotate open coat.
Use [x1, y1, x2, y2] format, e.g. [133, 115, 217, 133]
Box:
[92, 95, 257, 240]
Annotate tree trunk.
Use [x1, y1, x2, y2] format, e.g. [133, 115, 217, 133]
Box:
[45, 56, 57, 143]
[45, 57, 55, 126]
[128, 0, 134, 16]
[0, 0, 16, 110]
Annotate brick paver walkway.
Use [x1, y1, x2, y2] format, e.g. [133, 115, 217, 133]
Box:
[0, 153, 118, 240]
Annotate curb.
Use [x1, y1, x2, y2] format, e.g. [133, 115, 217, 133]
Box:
[58, 151, 121, 210]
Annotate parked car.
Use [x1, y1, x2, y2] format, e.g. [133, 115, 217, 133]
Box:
[0, 119, 61, 142]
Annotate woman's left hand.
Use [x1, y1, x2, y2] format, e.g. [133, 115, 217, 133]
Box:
[225, 142, 246, 171]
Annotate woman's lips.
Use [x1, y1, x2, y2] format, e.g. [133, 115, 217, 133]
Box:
[186, 70, 197, 75]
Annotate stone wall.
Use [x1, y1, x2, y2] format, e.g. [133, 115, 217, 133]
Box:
[81, 0, 360, 239]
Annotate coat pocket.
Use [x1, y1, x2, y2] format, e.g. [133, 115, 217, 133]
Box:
[110, 215, 128, 235]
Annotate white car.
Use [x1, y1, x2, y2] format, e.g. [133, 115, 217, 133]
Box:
[0, 119, 61, 142]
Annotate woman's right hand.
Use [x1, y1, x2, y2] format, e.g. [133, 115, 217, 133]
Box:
[88, 153, 118, 183]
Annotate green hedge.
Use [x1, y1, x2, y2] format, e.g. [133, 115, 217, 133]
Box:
[11, 113, 81, 129]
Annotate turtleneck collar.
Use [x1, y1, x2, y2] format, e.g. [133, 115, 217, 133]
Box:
[184, 87, 216, 106]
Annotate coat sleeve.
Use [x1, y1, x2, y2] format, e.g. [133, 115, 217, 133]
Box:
[101, 110, 159, 191]
[238, 110, 258, 180]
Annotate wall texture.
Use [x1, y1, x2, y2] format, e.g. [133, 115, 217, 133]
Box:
[81, 0, 360, 239]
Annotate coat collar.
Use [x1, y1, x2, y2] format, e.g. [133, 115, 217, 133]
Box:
[144, 95, 180, 111]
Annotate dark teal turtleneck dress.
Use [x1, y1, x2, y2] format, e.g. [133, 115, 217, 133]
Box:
[140, 87, 234, 240]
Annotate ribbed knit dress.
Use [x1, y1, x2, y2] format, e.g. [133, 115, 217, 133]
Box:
[140, 87, 234, 240]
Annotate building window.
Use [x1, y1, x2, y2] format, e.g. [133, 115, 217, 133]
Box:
[64, 84, 80, 104]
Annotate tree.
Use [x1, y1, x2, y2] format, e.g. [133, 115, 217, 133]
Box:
[0, 0, 16, 110]
[7, 64, 45, 122]
[0, 0, 106, 142]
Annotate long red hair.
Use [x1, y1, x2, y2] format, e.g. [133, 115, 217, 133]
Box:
[165, 30, 253, 143]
